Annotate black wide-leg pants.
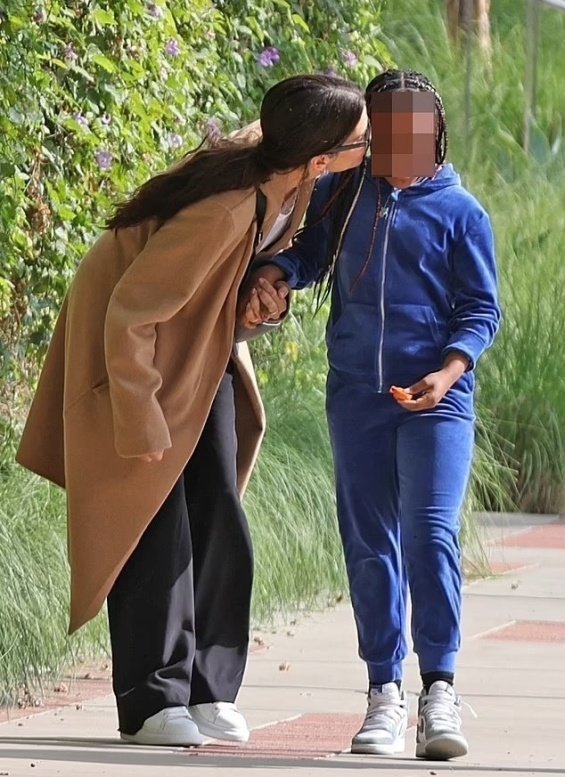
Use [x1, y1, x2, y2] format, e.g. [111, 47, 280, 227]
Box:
[107, 371, 253, 734]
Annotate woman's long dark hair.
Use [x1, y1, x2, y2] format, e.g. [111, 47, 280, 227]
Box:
[313, 68, 449, 306]
[107, 74, 365, 230]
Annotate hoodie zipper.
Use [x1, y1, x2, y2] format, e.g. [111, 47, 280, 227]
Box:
[377, 194, 398, 391]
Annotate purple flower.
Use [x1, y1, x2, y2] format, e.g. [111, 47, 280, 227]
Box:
[73, 112, 89, 129]
[168, 132, 183, 150]
[95, 150, 113, 170]
[100, 113, 112, 126]
[165, 38, 181, 57]
[32, 7, 46, 23]
[267, 46, 280, 64]
[64, 44, 78, 63]
[324, 67, 339, 78]
[342, 50, 358, 68]
[257, 46, 280, 68]
[204, 117, 222, 145]
[146, 2, 164, 19]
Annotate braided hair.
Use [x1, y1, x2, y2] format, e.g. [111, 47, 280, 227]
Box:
[312, 69, 449, 308]
[366, 69, 448, 165]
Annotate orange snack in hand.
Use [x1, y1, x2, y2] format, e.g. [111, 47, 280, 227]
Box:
[390, 385, 413, 402]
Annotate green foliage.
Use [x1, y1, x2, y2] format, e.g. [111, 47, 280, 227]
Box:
[0, 0, 389, 402]
[381, 0, 565, 181]
[0, 464, 108, 705]
[380, 0, 565, 513]
[476, 181, 565, 513]
[247, 377, 345, 623]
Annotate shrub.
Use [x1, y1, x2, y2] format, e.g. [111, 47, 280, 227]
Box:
[0, 0, 389, 405]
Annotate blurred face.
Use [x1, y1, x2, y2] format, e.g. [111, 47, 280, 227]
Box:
[370, 90, 436, 179]
[326, 108, 370, 173]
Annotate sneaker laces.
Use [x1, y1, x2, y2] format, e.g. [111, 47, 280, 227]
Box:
[461, 698, 478, 719]
[423, 697, 461, 730]
[365, 689, 406, 730]
[421, 686, 477, 730]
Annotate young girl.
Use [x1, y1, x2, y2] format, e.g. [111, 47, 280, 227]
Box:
[16, 74, 368, 747]
[246, 69, 501, 761]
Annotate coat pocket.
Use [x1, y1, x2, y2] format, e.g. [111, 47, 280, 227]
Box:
[64, 379, 109, 415]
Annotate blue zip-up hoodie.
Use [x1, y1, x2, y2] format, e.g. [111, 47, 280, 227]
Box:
[270, 162, 501, 393]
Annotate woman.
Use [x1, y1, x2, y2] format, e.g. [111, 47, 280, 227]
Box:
[244, 69, 501, 761]
[16, 74, 368, 746]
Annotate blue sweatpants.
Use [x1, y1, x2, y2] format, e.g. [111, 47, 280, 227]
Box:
[326, 370, 475, 685]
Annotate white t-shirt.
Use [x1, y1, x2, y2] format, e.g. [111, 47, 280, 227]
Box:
[255, 192, 297, 254]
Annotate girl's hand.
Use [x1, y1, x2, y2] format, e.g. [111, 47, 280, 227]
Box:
[140, 451, 164, 463]
[392, 353, 470, 412]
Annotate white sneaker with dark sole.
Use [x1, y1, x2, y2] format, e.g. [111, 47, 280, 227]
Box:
[351, 682, 408, 755]
[415, 681, 468, 760]
[120, 706, 204, 747]
[189, 702, 250, 742]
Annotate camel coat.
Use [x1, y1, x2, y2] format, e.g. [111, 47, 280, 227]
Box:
[16, 171, 314, 633]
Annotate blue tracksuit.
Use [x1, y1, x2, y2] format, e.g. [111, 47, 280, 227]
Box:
[271, 162, 501, 683]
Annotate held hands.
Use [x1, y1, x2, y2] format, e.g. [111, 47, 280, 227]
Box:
[238, 265, 290, 329]
[390, 353, 470, 412]
[243, 278, 290, 328]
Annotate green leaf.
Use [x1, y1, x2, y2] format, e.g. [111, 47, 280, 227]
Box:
[362, 54, 382, 68]
[91, 8, 116, 26]
[49, 58, 71, 71]
[291, 13, 310, 33]
[72, 66, 96, 83]
[91, 53, 117, 74]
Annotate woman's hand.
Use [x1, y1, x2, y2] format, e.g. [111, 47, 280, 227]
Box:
[140, 451, 164, 463]
[392, 353, 470, 412]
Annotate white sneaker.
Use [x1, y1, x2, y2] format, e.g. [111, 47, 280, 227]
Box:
[416, 681, 468, 760]
[351, 682, 408, 755]
[120, 706, 204, 746]
[189, 702, 250, 742]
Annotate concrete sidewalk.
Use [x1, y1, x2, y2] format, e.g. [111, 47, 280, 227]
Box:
[1, 513, 564, 776]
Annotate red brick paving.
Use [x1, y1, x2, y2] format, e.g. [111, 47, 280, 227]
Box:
[486, 561, 537, 575]
[496, 522, 565, 549]
[184, 713, 418, 760]
[185, 714, 363, 760]
[484, 620, 565, 642]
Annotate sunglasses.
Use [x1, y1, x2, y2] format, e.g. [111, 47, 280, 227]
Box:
[327, 126, 371, 154]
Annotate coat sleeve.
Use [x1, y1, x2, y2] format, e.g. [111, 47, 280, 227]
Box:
[104, 202, 238, 458]
[443, 210, 502, 369]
